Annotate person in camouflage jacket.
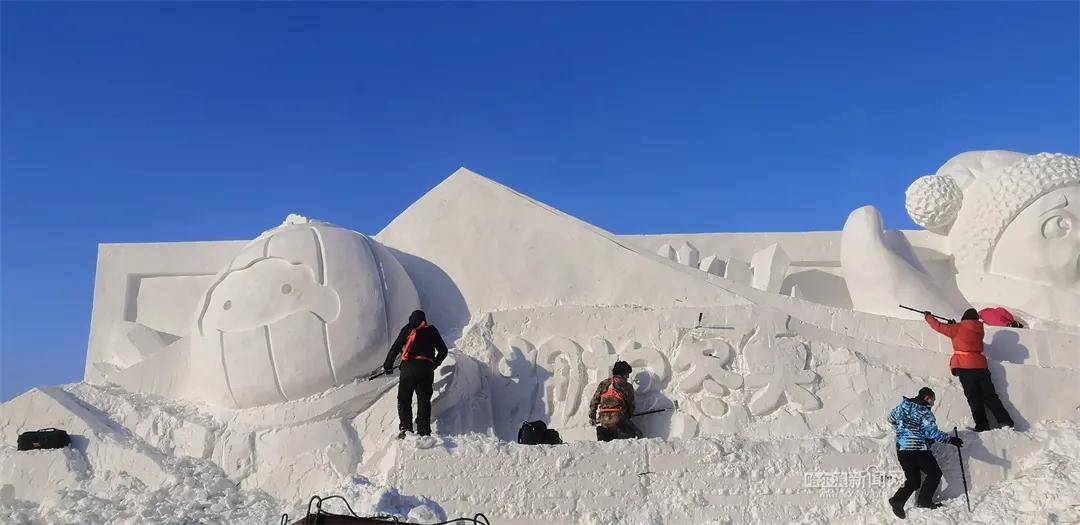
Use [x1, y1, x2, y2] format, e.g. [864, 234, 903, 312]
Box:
[588, 361, 643, 442]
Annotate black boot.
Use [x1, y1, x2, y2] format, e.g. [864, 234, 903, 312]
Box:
[888, 497, 906, 519]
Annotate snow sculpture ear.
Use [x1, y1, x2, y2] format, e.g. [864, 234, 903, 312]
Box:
[905, 174, 963, 235]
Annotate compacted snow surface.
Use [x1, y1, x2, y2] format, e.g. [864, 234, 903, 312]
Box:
[2, 383, 1078, 525]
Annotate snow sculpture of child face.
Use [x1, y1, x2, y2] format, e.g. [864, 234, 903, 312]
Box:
[991, 186, 1080, 291]
[906, 152, 1080, 322]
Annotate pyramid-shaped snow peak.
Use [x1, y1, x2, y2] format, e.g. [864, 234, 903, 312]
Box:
[375, 168, 748, 335]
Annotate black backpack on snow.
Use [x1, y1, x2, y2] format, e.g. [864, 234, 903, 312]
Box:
[17, 428, 71, 451]
[517, 421, 562, 445]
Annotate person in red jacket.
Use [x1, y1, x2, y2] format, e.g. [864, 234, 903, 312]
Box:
[924, 308, 1015, 431]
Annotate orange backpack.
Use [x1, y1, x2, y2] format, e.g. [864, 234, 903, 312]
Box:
[597, 376, 628, 428]
[401, 322, 433, 363]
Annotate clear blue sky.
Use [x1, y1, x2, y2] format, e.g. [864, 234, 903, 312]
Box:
[2, 2, 1078, 401]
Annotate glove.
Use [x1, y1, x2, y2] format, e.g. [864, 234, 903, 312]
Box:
[384, 365, 394, 376]
[922, 311, 932, 317]
[946, 319, 957, 325]
[589, 418, 597, 427]
[949, 437, 963, 447]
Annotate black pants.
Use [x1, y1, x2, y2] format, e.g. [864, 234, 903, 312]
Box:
[892, 450, 942, 506]
[596, 419, 643, 442]
[956, 369, 1014, 429]
[398, 360, 435, 435]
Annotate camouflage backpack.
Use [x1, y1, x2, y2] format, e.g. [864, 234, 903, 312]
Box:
[597, 376, 628, 428]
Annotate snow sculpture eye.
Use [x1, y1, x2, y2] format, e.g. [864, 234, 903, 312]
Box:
[281, 284, 292, 294]
[1042, 215, 1072, 240]
[223, 300, 232, 311]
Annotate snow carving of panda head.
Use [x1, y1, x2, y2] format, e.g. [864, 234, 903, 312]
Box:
[190, 215, 420, 409]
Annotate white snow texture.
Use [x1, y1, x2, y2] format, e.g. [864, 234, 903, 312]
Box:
[3, 157, 1080, 524]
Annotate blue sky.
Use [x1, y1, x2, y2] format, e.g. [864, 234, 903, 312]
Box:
[2, 2, 1078, 400]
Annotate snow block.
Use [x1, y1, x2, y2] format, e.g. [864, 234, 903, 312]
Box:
[750, 243, 790, 293]
[0, 447, 88, 503]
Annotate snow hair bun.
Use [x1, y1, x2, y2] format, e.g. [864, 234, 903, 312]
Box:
[905, 174, 963, 235]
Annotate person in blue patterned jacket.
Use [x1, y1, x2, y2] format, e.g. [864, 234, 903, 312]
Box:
[886, 387, 964, 519]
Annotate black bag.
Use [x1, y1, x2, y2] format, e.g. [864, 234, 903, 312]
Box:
[518, 421, 562, 445]
[17, 428, 71, 451]
[544, 428, 563, 445]
[518, 420, 547, 445]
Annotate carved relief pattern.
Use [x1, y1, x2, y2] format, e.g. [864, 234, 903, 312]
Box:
[485, 314, 823, 435]
[671, 334, 743, 419]
[744, 338, 822, 415]
[536, 337, 587, 427]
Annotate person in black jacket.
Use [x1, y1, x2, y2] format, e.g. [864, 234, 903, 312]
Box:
[383, 310, 448, 438]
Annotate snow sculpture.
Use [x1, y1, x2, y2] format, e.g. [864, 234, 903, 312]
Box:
[198, 258, 341, 335]
[905, 172, 963, 235]
[957, 154, 1080, 317]
[672, 334, 742, 418]
[535, 337, 587, 428]
[932, 150, 1028, 191]
[750, 243, 790, 293]
[431, 352, 482, 417]
[843, 151, 1080, 326]
[676, 241, 700, 267]
[584, 337, 618, 383]
[617, 340, 671, 396]
[724, 257, 753, 285]
[672, 335, 742, 395]
[7, 164, 1080, 525]
[841, 206, 965, 319]
[743, 338, 821, 415]
[99, 215, 420, 409]
[698, 255, 724, 276]
[188, 215, 420, 408]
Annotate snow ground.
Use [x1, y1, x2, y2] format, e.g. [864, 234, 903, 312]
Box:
[3, 413, 1078, 524]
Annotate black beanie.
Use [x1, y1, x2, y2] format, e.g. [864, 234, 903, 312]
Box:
[409, 310, 426, 328]
[917, 387, 935, 399]
[962, 308, 980, 321]
[612, 361, 632, 377]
